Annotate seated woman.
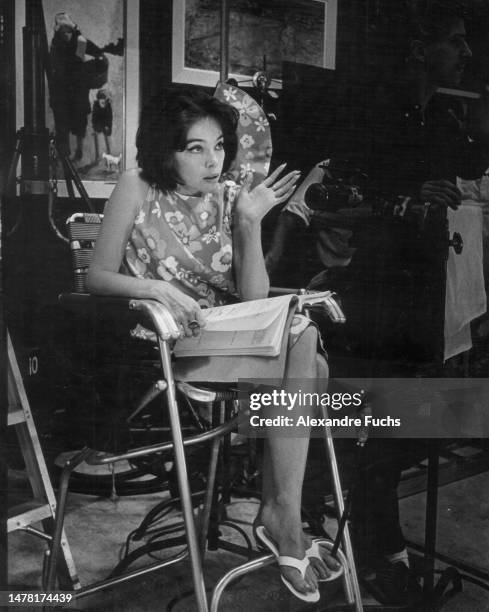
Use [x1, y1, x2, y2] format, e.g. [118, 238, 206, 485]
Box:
[87, 86, 341, 603]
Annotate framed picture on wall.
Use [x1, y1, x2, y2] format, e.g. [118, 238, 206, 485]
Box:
[172, 0, 337, 88]
[15, 0, 139, 198]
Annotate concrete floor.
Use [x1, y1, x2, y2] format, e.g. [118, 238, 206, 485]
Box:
[8, 465, 489, 612]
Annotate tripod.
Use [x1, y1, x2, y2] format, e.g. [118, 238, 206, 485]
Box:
[4, 0, 94, 241]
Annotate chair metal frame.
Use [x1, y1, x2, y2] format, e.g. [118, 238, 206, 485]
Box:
[44, 212, 364, 611]
[209, 405, 363, 611]
[46, 292, 253, 611]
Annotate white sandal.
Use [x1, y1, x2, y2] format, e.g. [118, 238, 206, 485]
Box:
[306, 538, 344, 582]
[254, 525, 320, 603]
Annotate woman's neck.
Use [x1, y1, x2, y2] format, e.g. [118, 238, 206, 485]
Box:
[174, 185, 203, 197]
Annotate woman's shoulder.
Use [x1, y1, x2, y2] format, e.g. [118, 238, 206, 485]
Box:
[120, 167, 146, 183]
[106, 169, 150, 214]
[117, 168, 150, 197]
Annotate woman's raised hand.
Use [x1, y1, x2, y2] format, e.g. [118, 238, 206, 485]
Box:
[148, 280, 206, 337]
[235, 163, 301, 224]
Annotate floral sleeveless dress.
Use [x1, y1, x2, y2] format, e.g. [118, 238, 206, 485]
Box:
[124, 181, 317, 382]
[124, 181, 240, 307]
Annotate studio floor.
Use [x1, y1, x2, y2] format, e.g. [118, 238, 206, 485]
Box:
[8, 448, 489, 612]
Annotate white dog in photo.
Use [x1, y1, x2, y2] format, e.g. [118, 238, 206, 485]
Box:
[102, 152, 122, 172]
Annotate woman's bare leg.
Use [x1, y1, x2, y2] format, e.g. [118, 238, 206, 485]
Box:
[256, 326, 338, 595]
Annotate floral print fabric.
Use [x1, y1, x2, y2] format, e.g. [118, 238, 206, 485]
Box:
[214, 82, 272, 189]
[124, 181, 240, 308]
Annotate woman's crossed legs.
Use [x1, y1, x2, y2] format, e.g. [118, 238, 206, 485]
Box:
[254, 326, 341, 596]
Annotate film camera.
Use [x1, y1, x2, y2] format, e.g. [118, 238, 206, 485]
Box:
[305, 159, 369, 212]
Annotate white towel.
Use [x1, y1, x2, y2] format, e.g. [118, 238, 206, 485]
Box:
[444, 203, 487, 360]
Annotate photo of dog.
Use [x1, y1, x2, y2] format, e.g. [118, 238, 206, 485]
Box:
[102, 152, 122, 172]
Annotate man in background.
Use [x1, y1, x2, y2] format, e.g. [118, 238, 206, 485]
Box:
[267, 1, 489, 605]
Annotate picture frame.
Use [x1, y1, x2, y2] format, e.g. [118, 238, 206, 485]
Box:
[15, 0, 139, 199]
[172, 0, 337, 89]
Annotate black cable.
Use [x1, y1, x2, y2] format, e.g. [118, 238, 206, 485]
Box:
[219, 520, 254, 556]
[165, 518, 257, 611]
[146, 527, 187, 561]
[108, 536, 188, 578]
[132, 503, 175, 540]
[121, 517, 186, 563]
[132, 490, 205, 539]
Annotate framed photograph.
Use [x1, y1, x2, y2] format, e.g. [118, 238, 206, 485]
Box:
[172, 0, 337, 88]
[15, 0, 139, 198]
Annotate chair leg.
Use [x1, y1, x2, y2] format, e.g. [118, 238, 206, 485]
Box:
[320, 407, 364, 612]
[159, 339, 209, 612]
[199, 435, 221, 556]
[46, 448, 92, 592]
[207, 410, 364, 610]
[210, 554, 275, 612]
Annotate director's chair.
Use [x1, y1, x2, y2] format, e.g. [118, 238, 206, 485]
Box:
[43, 211, 363, 611]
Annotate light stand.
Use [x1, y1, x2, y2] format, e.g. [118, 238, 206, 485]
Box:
[5, 0, 94, 236]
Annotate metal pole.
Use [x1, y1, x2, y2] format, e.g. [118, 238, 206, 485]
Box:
[321, 411, 364, 611]
[219, 0, 229, 83]
[423, 443, 439, 596]
[46, 448, 91, 591]
[22, 0, 50, 190]
[158, 339, 209, 612]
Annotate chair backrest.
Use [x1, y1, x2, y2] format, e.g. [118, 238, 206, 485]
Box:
[66, 212, 103, 293]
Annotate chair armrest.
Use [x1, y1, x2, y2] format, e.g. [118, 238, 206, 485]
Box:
[269, 286, 302, 296]
[300, 295, 346, 324]
[58, 293, 181, 341]
[129, 299, 180, 341]
[269, 287, 346, 324]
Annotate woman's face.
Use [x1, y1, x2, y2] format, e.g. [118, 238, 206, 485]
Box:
[173, 117, 225, 196]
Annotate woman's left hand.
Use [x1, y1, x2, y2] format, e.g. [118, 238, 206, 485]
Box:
[235, 163, 301, 224]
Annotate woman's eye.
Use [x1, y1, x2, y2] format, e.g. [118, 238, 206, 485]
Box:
[216, 141, 224, 150]
[188, 146, 202, 153]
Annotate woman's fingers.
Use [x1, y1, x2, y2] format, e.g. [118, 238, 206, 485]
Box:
[236, 164, 300, 223]
[275, 185, 297, 205]
[271, 169, 301, 192]
[178, 314, 201, 338]
[187, 307, 206, 337]
[262, 162, 287, 187]
[250, 169, 299, 205]
[179, 303, 205, 337]
[159, 288, 205, 338]
[272, 177, 298, 198]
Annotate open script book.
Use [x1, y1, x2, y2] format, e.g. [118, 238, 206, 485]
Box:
[173, 291, 336, 358]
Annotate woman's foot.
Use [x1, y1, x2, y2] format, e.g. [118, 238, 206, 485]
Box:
[304, 537, 343, 581]
[256, 503, 319, 597]
[256, 505, 343, 586]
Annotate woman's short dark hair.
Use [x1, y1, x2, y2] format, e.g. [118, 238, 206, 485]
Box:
[136, 87, 239, 192]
